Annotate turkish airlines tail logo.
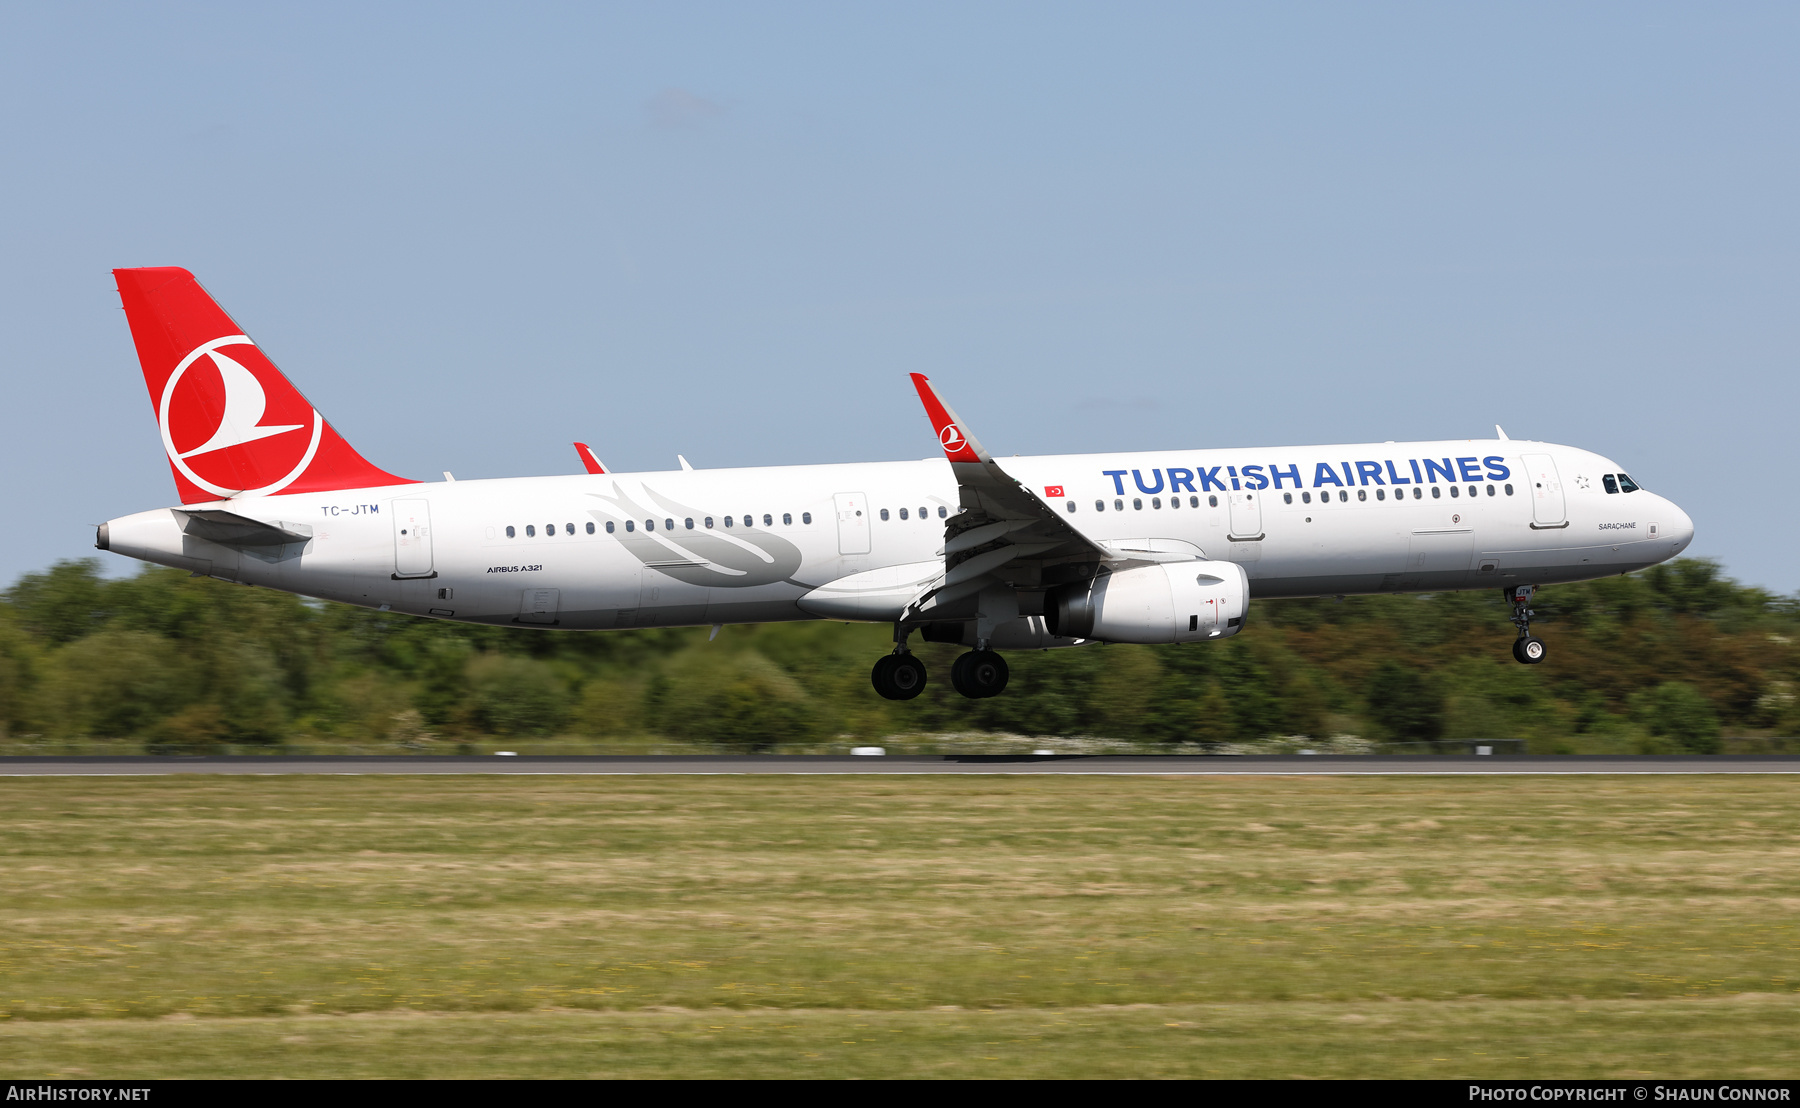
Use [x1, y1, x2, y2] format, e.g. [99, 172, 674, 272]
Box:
[176, 344, 305, 459]
[115, 267, 413, 504]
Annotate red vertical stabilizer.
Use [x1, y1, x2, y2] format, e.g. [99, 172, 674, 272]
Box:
[114, 266, 414, 503]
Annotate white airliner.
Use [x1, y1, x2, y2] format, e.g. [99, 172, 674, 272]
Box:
[97, 268, 1695, 699]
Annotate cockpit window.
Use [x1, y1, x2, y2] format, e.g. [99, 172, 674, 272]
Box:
[1617, 473, 1641, 493]
[1602, 474, 1619, 495]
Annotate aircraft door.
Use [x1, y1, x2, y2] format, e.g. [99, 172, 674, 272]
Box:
[392, 499, 435, 578]
[1228, 491, 1263, 539]
[1408, 528, 1475, 578]
[1521, 454, 1566, 526]
[517, 588, 560, 625]
[834, 492, 871, 555]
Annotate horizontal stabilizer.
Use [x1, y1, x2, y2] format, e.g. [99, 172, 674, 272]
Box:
[173, 508, 312, 547]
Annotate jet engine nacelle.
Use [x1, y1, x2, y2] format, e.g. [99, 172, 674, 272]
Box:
[1046, 560, 1249, 644]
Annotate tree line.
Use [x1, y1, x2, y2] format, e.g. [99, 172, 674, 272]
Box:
[0, 558, 1793, 753]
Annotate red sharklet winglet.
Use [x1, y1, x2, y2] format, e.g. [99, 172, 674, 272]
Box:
[113, 266, 414, 504]
[573, 442, 607, 474]
[909, 373, 990, 464]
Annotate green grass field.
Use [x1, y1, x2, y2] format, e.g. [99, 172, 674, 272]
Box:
[2, 773, 1798, 1078]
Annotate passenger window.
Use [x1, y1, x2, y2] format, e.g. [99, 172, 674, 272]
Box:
[1301, 492, 1311, 504]
[723, 516, 733, 528]
[705, 517, 714, 528]
[1413, 487, 1422, 499]
[1504, 484, 1514, 496]
[1133, 498, 1143, 510]
[685, 518, 695, 529]
[898, 508, 908, 520]
[1485, 484, 1496, 497]
[880, 508, 890, 521]
[1115, 499, 1124, 511]
[1066, 500, 1077, 513]
[526, 525, 536, 537]
[1376, 489, 1385, 501]
[763, 514, 772, 526]
[506, 525, 516, 538]
[625, 520, 635, 532]
[1095, 500, 1105, 512]
[937, 506, 947, 518]
[1450, 486, 1460, 498]
[566, 523, 575, 535]
[783, 513, 793, 525]
[1431, 486, 1441, 499]
[1208, 495, 1218, 508]
[1169, 497, 1180, 510]
[1338, 490, 1348, 502]
[803, 512, 813, 524]
[1152, 497, 1162, 509]
[645, 520, 655, 531]
[586, 522, 595, 534]
[1358, 489, 1367, 502]
[1618, 473, 1640, 493]
[668, 519, 677, 530]
[1283, 493, 1293, 504]
[605, 521, 615, 534]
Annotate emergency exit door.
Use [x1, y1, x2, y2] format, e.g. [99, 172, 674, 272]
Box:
[834, 492, 871, 555]
[1228, 491, 1263, 540]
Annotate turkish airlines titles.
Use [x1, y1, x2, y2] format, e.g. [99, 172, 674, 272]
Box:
[1100, 455, 1513, 496]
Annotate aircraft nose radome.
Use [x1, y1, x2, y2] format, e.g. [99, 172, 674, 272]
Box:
[1664, 497, 1696, 555]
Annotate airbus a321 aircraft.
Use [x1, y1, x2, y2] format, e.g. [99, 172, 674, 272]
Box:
[97, 268, 1696, 700]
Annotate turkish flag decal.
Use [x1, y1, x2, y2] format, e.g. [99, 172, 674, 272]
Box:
[1044, 485, 1065, 498]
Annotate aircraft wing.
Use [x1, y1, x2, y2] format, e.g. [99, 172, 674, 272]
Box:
[906, 374, 1110, 613]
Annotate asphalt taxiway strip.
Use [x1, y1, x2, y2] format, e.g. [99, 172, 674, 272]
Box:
[2, 755, 1798, 775]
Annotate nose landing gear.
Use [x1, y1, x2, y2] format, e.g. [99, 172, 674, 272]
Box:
[1507, 585, 1546, 665]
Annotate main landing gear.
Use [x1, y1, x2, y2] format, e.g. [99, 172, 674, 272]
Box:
[871, 652, 928, 700]
[950, 649, 1009, 699]
[870, 627, 1011, 700]
[1507, 585, 1546, 665]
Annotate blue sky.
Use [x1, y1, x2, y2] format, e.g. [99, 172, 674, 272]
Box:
[2, 2, 1795, 590]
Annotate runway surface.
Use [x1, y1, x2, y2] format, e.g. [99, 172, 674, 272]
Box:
[2, 755, 1799, 775]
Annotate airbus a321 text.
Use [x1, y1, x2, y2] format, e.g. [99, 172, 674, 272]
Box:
[97, 268, 1695, 699]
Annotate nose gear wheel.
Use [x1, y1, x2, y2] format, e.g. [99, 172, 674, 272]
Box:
[1505, 585, 1545, 665]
